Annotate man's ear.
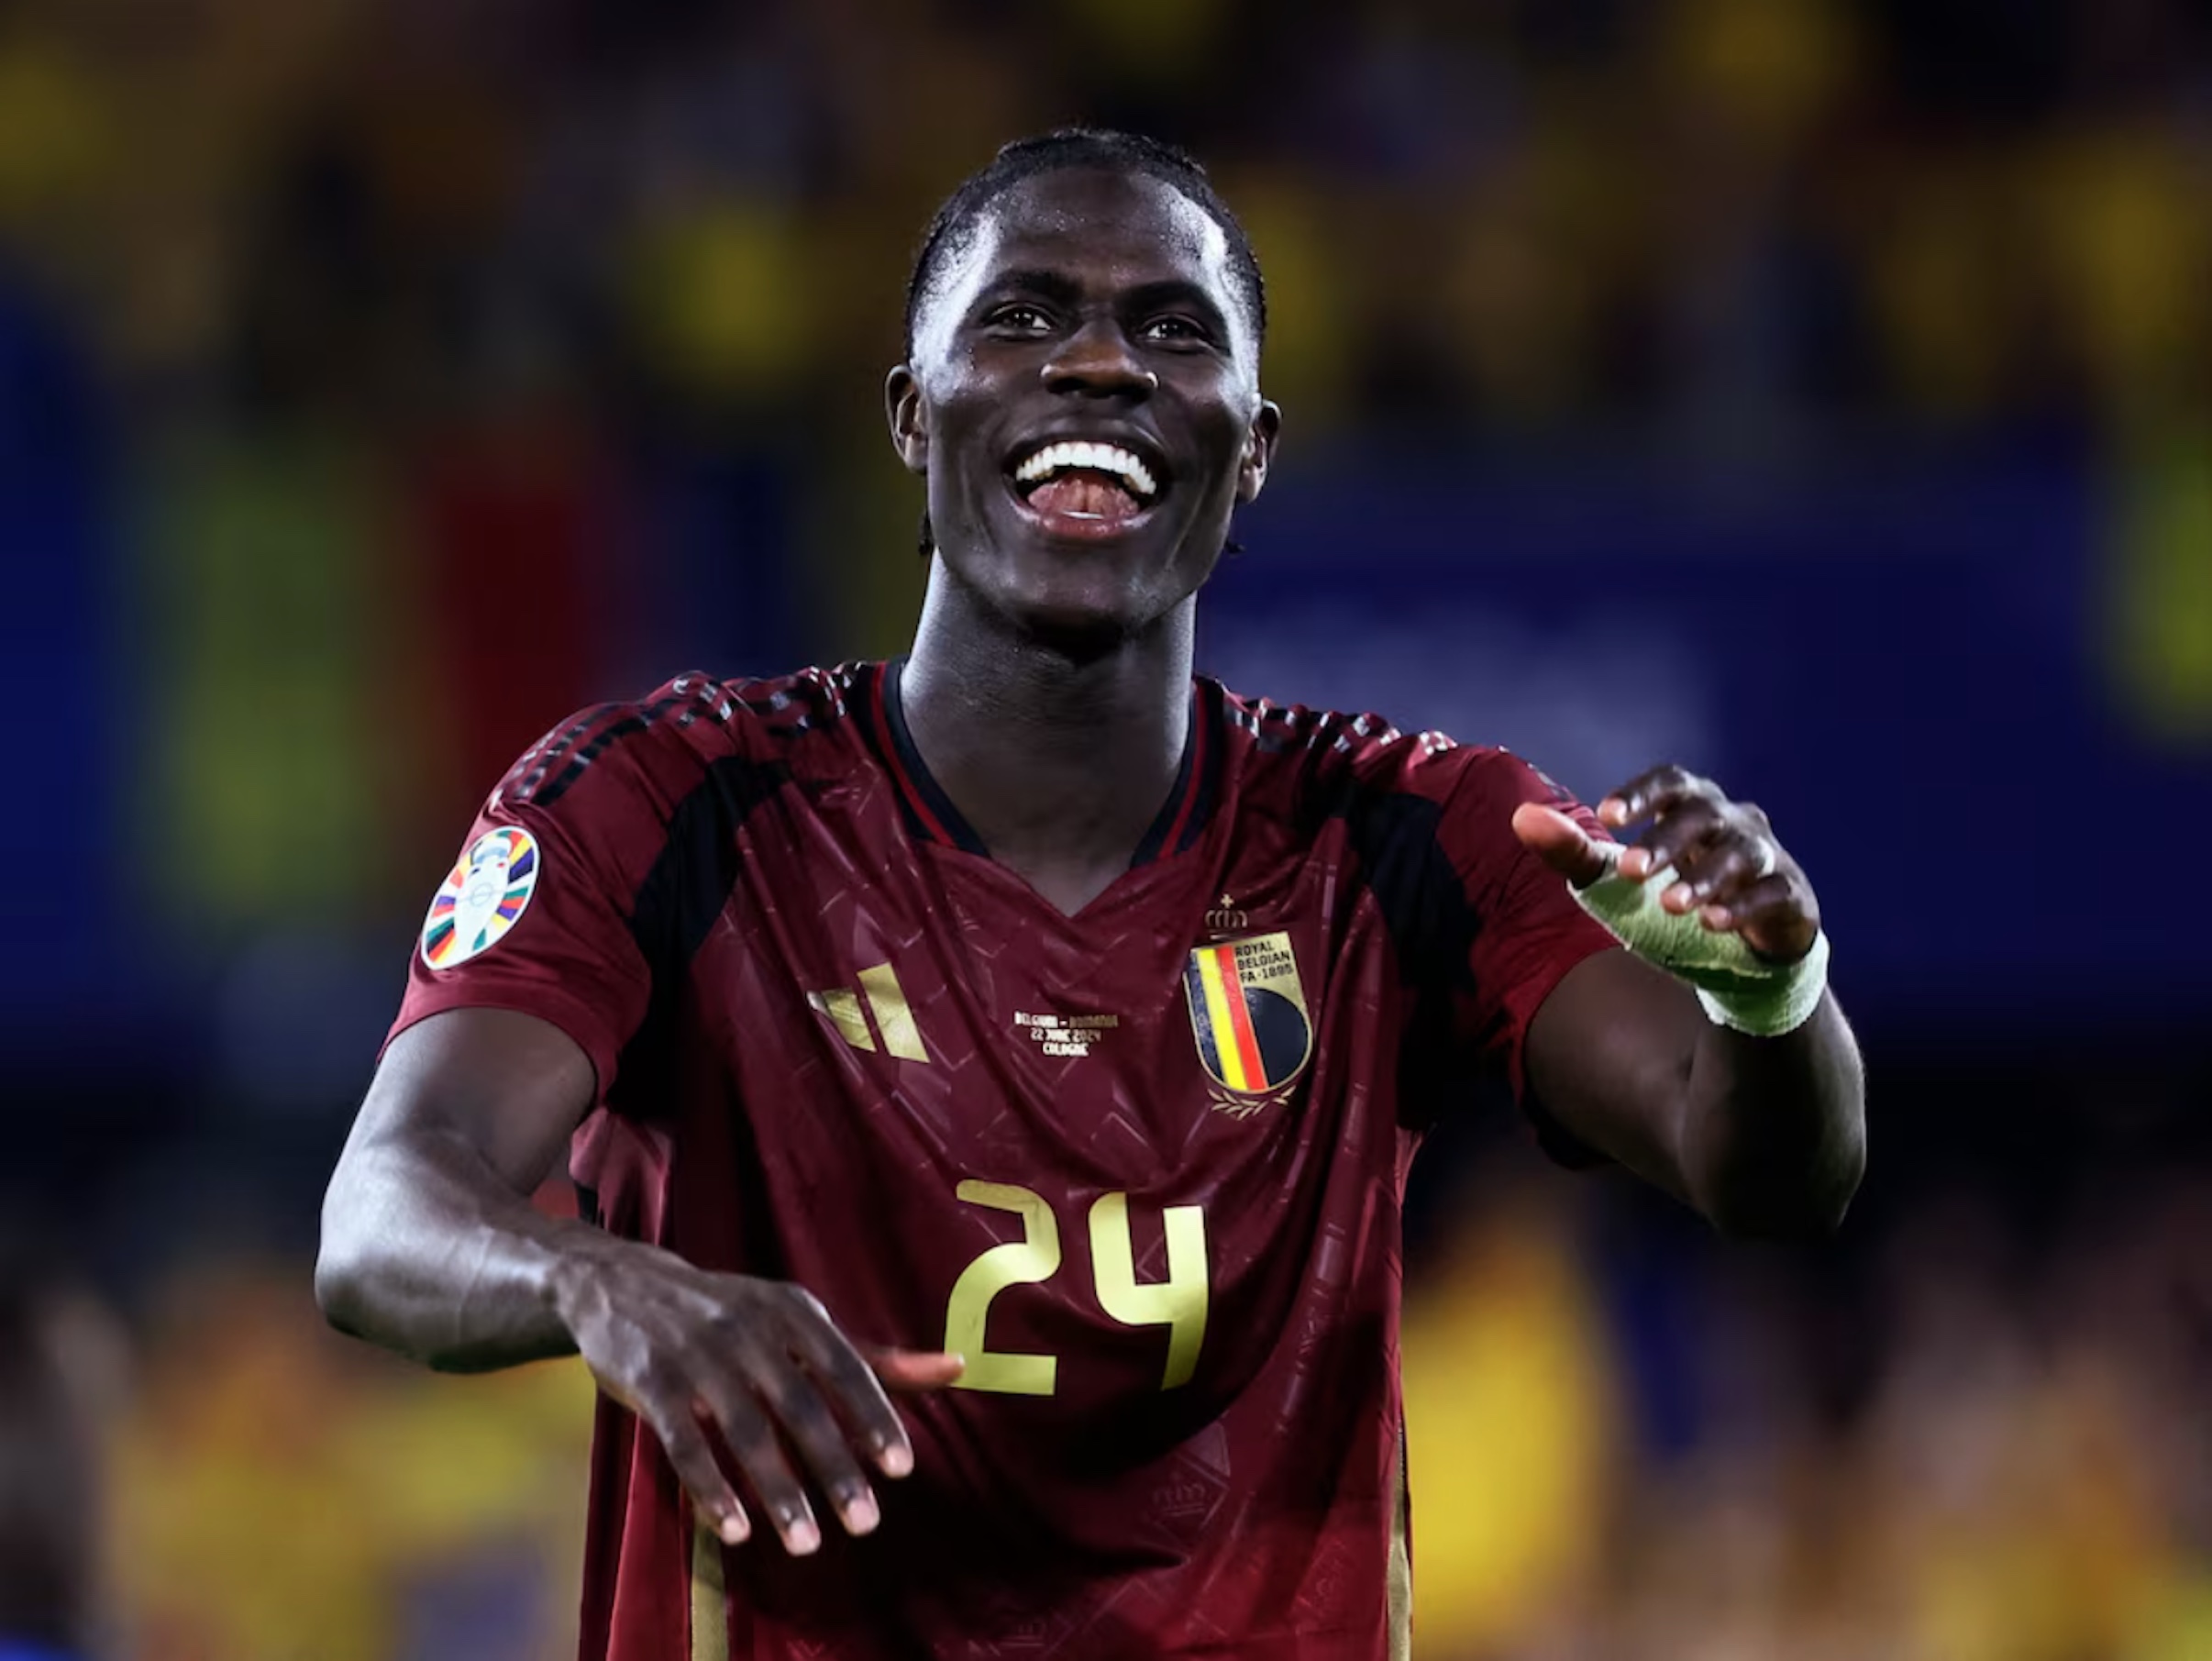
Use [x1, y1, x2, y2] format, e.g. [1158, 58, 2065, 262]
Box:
[886, 366, 928, 476]
[1235, 399, 1283, 505]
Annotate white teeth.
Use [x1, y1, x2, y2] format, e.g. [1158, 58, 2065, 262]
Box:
[1012, 440, 1158, 502]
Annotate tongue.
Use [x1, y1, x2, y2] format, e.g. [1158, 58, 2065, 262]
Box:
[1029, 471, 1141, 521]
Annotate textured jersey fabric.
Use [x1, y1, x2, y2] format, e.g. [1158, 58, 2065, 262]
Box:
[389, 660, 1619, 1661]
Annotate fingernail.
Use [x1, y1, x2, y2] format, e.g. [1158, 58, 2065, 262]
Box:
[844, 1491, 880, 1535]
[1599, 797, 1627, 825]
[786, 1518, 821, 1556]
[879, 1441, 913, 1478]
[719, 1511, 750, 1545]
[1701, 906, 1732, 931]
[1664, 883, 1693, 911]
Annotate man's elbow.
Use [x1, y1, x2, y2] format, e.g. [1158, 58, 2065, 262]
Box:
[314, 1229, 364, 1337]
[1707, 1131, 1866, 1242]
[314, 1177, 382, 1340]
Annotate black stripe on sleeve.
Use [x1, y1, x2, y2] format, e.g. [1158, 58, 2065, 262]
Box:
[626, 756, 791, 972]
[1314, 782, 1481, 996]
[606, 755, 791, 1108]
[512, 679, 736, 809]
[528, 714, 650, 807]
[507, 703, 624, 803]
[1319, 773, 1605, 1160]
[1300, 777, 1480, 1134]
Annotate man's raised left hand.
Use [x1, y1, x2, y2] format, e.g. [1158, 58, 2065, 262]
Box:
[1510, 763, 1820, 965]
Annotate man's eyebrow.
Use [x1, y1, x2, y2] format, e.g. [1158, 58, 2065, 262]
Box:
[968, 269, 1085, 310]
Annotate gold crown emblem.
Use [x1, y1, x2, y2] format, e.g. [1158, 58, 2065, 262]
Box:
[1205, 893, 1248, 935]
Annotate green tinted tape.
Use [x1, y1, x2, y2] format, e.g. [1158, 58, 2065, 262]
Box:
[1572, 854, 1830, 1036]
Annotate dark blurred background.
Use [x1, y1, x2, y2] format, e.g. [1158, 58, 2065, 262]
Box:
[4, 0, 2209, 1655]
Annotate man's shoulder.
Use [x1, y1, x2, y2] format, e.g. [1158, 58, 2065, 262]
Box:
[492, 662, 882, 815]
[1211, 677, 1523, 807]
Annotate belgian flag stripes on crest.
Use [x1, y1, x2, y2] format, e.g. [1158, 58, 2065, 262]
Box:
[1182, 931, 1313, 1095]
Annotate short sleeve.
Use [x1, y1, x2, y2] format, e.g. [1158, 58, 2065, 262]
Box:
[387, 706, 691, 1102]
[1438, 750, 1621, 1159]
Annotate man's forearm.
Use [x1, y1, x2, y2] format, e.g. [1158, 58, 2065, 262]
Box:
[315, 1124, 611, 1372]
[1678, 991, 1865, 1238]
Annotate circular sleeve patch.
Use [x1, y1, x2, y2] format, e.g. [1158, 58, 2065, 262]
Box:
[421, 827, 541, 969]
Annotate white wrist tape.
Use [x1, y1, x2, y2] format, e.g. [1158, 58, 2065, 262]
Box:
[1570, 843, 1830, 1037]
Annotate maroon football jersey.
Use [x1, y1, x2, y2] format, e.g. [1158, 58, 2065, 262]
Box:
[390, 661, 1619, 1661]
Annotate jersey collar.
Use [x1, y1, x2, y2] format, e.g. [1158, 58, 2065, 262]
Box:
[866, 659, 1222, 869]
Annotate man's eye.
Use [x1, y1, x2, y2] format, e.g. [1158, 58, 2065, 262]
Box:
[989, 305, 1051, 331]
[1143, 316, 1208, 344]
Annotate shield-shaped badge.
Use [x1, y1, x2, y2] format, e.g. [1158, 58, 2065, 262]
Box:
[1182, 931, 1312, 1096]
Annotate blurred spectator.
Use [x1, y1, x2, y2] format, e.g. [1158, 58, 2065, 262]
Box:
[108, 1263, 592, 1661]
[0, 1243, 122, 1661]
[1397, 1163, 2212, 1660]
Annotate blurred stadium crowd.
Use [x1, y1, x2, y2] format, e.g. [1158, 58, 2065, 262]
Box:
[7, 0, 2212, 434]
[3, 0, 2209, 1657]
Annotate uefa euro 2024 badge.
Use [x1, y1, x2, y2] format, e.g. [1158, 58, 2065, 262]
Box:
[421, 826, 541, 969]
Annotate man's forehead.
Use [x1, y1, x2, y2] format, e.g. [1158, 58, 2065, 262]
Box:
[981, 171, 1232, 278]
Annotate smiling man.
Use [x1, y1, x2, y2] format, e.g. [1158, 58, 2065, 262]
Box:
[317, 130, 1864, 1661]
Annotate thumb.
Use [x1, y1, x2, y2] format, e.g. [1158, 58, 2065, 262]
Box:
[865, 1345, 968, 1392]
[1510, 802, 1614, 889]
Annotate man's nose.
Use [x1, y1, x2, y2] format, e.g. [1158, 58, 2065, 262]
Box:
[1042, 320, 1158, 397]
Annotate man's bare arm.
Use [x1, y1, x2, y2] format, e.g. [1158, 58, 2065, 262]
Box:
[1514, 769, 1867, 1238]
[316, 1008, 962, 1555]
[1526, 952, 1865, 1236]
[317, 1008, 602, 1368]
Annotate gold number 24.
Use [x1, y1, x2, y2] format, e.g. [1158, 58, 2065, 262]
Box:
[942, 1179, 1208, 1396]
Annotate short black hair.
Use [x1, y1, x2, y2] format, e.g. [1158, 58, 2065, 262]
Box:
[902, 127, 1267, 360]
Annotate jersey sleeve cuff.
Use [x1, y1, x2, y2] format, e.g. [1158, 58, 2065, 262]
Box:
[382, 984, 624, 1107]
[1503, 932, 1621, 1168]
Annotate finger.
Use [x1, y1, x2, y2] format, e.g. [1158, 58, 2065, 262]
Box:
[776, 1298, 909, 1514]
[1731, 873, 1820, 962]
[780, 1287, 953, 1475]
[1510, 802, 1613, 889]
[640, 1397, 751, 1547]
[1598, 764, 1711, 828]
[763, 1361, 884, 1539]
[1631, 798, 1726, 884]
[868, 1346, 968, 1394]
[1664, 835, 1775, 914]
[1699, 873, 1819, 961]
[790, 1327, 922, 1482]
[698, 1385, 821, 1556]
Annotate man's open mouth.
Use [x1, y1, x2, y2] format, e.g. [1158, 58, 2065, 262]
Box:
[1007, 439, 1165, 529]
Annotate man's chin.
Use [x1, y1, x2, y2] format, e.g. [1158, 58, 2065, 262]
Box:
[936, 508, 1219, 654]
[983, 580, 1149, 659]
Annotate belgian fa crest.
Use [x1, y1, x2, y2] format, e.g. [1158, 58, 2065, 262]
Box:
[1182, 930, 1312, 1116]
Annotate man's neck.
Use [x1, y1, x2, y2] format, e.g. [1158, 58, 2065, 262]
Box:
[900, 570, 1193, 914]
